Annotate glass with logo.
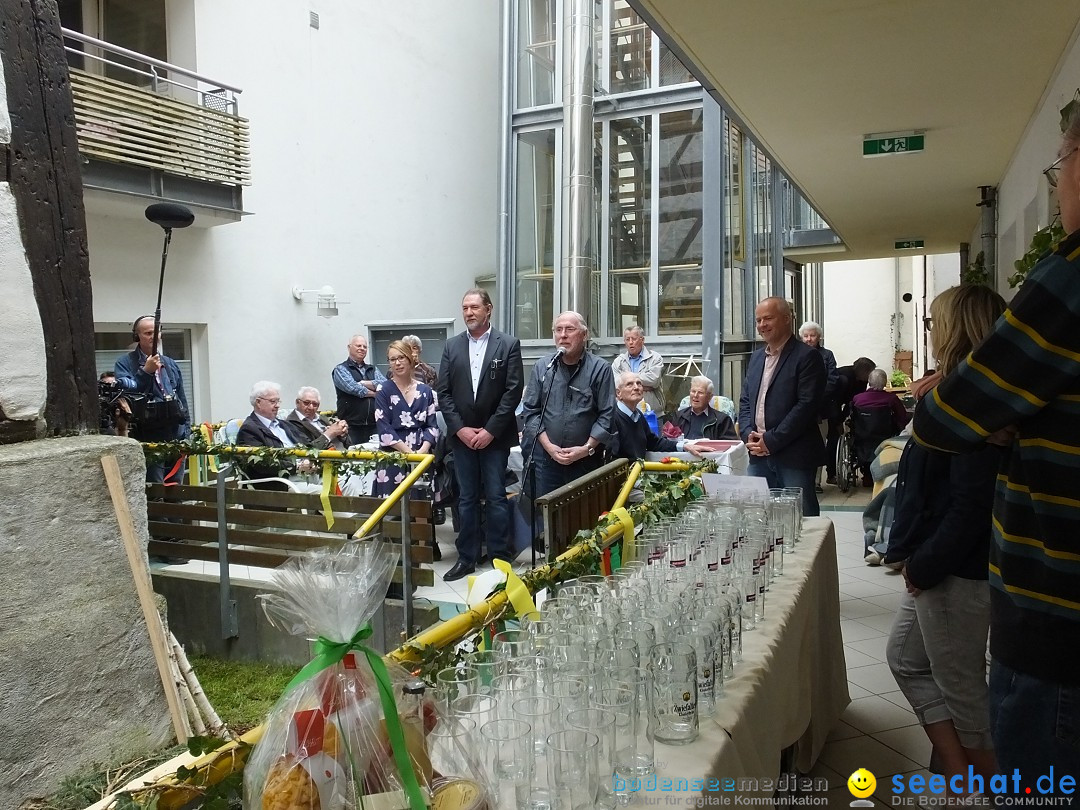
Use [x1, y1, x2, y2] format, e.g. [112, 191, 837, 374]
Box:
[646, 642, 698, 745]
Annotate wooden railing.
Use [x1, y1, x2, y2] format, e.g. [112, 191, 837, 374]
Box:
[70, 67, 251, 187]
[535, 458, 630, 558]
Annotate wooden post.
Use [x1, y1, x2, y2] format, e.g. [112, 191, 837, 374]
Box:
[0, 0, 96, 439]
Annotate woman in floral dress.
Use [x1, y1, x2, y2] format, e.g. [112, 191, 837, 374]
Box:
[373, 340, 439, 497]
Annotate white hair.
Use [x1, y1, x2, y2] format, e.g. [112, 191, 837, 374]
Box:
[799, 321, 822, 338]
[552, 310, 589, 333]
[296, 386, 320, 401]
[867, 368, 888, 390]
[615, 370, 641, 388]
[402, 334, 422, 352]
[249, 380, 281, 406]
[689, 375, 715, 395]
[623, 324, 645, 338]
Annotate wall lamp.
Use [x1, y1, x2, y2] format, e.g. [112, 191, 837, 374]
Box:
[292, 284, 343, 318]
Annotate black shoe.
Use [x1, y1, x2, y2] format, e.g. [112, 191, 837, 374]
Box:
[433, 507, 446, 525]
[477, 554, 489, 566]
[431, 542, 442, 561]
[150, 555, 187, 565]
[814, 484, 824, 494]
[443, 561, 475, 582]
[825, 475, 837, 485]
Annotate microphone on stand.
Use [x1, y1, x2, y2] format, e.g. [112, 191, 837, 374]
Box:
[546, 347, 566, 370]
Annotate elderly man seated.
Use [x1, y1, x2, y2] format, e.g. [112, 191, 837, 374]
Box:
[850, 368, 910, 487]
[236, 381, 323, 492]
[669, 375, 738, 440]
[610, 371, 705, 460]
[284, 386, 350, 450]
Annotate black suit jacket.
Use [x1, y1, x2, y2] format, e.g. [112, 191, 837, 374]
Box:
[738, 336, 827, 469]
[438, 328, 524, 450]
[283, 409, 347, 451]
[236, 412, 304, 483]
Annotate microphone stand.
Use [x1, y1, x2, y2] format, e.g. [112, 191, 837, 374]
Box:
[522, 353, 561, 568]
[150, 226, 174, 353]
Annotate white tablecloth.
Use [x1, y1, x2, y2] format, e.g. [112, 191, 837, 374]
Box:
[627, 517, 849, 802]
[645, 441, 749, 475]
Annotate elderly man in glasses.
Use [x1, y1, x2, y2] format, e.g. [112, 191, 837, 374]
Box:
[284, 385, 350, 451]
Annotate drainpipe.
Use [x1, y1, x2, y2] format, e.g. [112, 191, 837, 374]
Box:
[977, 186, 997, 289]
[560, 0, 595, 317]
[495, 0, 513, 329]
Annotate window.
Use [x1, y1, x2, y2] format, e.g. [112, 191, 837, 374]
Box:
[609, 0, 651, 93]
[724, 120, 747, 339]
[516, 0, 557, 108]
[515, 128, 557, 339]
[369, 325, 451, 377]
[657, 108, 703, 336]
[608, 115, 651, 336]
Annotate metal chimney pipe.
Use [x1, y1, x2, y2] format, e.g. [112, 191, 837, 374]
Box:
[560, 0, 595, 317]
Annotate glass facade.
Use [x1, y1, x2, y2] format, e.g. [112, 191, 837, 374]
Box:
[504, 0, 828, 403]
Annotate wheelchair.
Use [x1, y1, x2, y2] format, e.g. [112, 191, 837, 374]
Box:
[835, 405, 899, 493]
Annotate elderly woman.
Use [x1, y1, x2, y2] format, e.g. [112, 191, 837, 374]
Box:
[402, 334, 438, 388]
[373, 340, 439, 497]
[669, 375, 737, 440]
[849, 368, 910, 486]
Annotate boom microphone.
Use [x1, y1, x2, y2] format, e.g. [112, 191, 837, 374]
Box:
[145, 203, 195, 230]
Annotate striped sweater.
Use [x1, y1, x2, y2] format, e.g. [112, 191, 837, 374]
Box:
[912, 228, 1080, 682]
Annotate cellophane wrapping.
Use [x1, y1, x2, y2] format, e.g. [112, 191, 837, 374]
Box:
[243, 543, 441, 810]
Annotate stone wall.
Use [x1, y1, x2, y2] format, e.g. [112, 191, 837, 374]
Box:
[0, 434, 171, 808]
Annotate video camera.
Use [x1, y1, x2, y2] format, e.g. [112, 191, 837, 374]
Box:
[97, 379, 141, 433]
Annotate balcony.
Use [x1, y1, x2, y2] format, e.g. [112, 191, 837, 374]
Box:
[63, 28, 250, 226]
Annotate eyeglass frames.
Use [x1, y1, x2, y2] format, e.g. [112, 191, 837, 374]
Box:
[1043, 145, 1080, 188]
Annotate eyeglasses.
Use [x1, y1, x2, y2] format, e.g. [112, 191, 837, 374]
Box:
[923, 316, 933, 332]
[297, 399, 319, 407]
[1044, 145, 1080, 188]
[257, 397, 281, 404]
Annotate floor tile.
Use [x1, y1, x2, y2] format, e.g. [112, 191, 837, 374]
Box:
[847, 663, 904, 696]
[846, 683, 872, 700]
[863, 592, 907, 612]
[824, 785, 891, 808]
[840, 578, 901, 599]
[845, 635, 891, 663]
[826, 719, 863, 742]
[853, 612, 899, 634]
[840, 598, 892, 620]
[873, 725, 932, 768]
[878, 690, 914, 711]
[805, 759, 846, 790]
[841, 694, 917, 734]
[843, 647, 880, 669]
[818, 735, 922, 780]
[841, 619, 885, 643]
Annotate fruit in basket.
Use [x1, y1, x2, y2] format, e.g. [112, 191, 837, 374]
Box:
[262, 755, 320, 810]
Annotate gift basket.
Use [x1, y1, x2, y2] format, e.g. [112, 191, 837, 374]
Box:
[244, 542, 491, 810]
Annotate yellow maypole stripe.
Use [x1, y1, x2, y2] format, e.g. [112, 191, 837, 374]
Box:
[609, 506, 635, 549]
[319, 461, 336, 530]
[493, 558, 539, 622]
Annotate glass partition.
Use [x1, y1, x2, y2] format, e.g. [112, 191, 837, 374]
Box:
[752, 145, 773, 302]
[609, 0, 651, 93]
[517, 0, 557, 108]
[724, 120, 747, 339]
[608, 115, 651, 335]
[657, 108, 703, 336]
[515, 128, 557, 339]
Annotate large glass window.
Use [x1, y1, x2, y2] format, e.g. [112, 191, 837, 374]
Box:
[609, 0, 651, 93]
[517, 0, 557, 108]
[659, 41, 694, 86]
[724, 120, 747, 339]
[101, 0, 167, 85]
[515, 129, 557, 339]
[96, 327, 195, 420]
[752, 145, 773, 301]
[608, 116, 651, 336]
[657, 108, 703, 336]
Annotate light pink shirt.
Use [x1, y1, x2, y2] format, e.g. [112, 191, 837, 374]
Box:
[754, 341, 787, 432]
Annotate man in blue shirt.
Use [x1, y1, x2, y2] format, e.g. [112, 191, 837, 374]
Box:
[332, 334, 386, 446]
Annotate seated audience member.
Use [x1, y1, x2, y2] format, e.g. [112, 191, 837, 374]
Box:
[669, 376, 738, 440]
[403, 334, 439, 389]
[850, 368, 910, 487]
[851, 368, 910, 430]
[236, 380, 319, 491]
[284, 386, 349, 450]
[610, 372, 704, 461]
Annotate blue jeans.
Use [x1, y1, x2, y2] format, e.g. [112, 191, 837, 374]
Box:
[989, 659, 1080, 791]
[746, 457, 819, 516]
[452, 440, 511, 566]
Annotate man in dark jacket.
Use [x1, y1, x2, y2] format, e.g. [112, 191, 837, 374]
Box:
[826, 356, 876, 482]
[332, 334, 386, 446]
[610, 372, 704, 460]
[669, 375, 738, 440]
[738, 297, 827, 516]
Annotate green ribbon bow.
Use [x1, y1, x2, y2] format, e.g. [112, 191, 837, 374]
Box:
[286, 624, 426, 810]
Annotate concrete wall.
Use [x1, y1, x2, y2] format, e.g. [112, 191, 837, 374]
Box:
[0, 436, 172, 808]
[989, 25, 1080, 293]
[87, 0, 501, 422]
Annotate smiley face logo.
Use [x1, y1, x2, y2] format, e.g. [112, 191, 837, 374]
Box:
[847, 768, 876, 799]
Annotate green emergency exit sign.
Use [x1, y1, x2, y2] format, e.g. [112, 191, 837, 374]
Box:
[863, 132, 925, 157]
[894, 239, 924, 250]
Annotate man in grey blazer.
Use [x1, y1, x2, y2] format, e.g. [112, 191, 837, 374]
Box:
[437, 289, 524, 581]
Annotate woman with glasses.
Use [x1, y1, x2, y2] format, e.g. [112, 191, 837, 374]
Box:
[372, 340, 439, 498]
[884, 284, 1006, 796]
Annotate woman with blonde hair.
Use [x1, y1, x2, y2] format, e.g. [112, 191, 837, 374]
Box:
[884, 284, 1006, 796]
[372, 339, 439, 497]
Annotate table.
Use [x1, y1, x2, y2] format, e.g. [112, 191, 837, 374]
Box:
[627, 517, 849, 803]
[645, 442, 749, 475]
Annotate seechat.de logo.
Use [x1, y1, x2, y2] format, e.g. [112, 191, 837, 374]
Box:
[848, 768, 877, 806]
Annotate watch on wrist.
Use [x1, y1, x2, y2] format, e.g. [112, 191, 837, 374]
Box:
[587, 444, 596, 456]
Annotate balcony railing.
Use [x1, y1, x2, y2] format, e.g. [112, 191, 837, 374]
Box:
[62, 28, 250, 189]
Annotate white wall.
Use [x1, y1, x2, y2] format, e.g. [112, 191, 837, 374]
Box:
[991, 24, 1080, 294]
[87, 0, 501, 421]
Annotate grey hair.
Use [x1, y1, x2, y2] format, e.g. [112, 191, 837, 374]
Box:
[689, 375, 715, 395]
[799, 321, 822, 338]
[250, 380, 282, 406]
[623, 324, 645, 338]
[1066, 100, 1080, 145]
[402, 334, 422, 352]
[552, 310, 589, 333]
[615, 370, 641, 388]
[867, 368, 888, 390]
[296, 386, 320, 401]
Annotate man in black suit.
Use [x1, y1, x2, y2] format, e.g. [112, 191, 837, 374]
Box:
[610, 372, 704, 461]
[284, 386, 349, 451]
[437, 289, 524, 581]
[738, 297, 827, 516]
[236, 380, 319, 491]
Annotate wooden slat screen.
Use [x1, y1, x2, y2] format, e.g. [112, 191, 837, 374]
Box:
[70, 68, 250, 187]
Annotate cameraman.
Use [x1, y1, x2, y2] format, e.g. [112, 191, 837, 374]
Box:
[114, 315, 191, 482]
[99, 371, 131, 437]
